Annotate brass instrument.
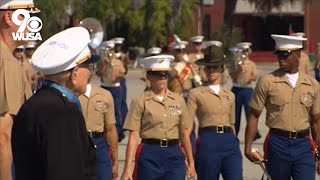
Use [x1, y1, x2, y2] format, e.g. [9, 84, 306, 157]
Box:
[173, 34, 203, 87]
[228, 47, 248, 86]
[79, 17, 104, 49]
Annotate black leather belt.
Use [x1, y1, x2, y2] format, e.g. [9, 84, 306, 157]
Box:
[270, 128, 309, 139]
[88, 131, 104, 138]
[199, 126, 233, 134]
[142, 139, 179, 147]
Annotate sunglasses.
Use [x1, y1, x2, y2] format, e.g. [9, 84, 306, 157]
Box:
[147, 71, 169, 78]
[77, 63, 96, 72]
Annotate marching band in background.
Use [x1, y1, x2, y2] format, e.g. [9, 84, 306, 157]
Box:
[1, 0, 320, 179]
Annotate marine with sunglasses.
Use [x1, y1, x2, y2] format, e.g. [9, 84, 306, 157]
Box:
[187, 45, 242, 180]
[245, 34, 320, 179]
[121, 55, 195, 180]
[79, 58, 119, 180]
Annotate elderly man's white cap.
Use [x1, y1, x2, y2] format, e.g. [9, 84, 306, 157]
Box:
[271, 34, 306, 51]
[190, 36, 204, 43]
[147, 47, 162, 55]
[237, 42, 252, 50]
[170, 41, 188, 50]
[32, 27, 92, 75]
[0, 0, 40, 13]
[291, 32, 306, 38]
[140, 55, 174, 71]
[112, 37, 125, 44]
[202, 40, 223, 49]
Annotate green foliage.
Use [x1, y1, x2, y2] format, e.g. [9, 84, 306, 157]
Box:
[173, 0, 197, 40]
[34, 0, 197, 48]
[211, 26, 243, 53]
[34, 0, 72, 39]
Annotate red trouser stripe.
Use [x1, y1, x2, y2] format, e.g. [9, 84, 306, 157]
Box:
[263, 133, 271, 161]
[306, 136, 316, 156]
[133, 143, 144, 180]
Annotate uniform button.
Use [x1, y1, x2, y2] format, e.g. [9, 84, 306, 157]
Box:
[164, 114, 167, 117]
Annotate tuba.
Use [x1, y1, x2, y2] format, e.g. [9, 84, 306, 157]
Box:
[79, 17, 104, 49]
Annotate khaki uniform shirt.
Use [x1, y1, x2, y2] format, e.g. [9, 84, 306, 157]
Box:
[114, 51, 129, 74]
[21, 58, 37, 88]
[189, 53, 206, 82]
[169, 60, 193, 94]
[187, 86, 235, 127]
[299, 51, 311, 75]
[188, 52, 203, 64]
[250, 69, 320, 131]
[123, 89, 193, 139]
[231, 59, 257, 87]
[0, 41, 32, 115]
[79, 84, 116, 132]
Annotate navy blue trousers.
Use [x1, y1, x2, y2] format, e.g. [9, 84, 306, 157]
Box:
[264, 133, 316, 180]
[120, 78, 128, 124]
[101, 86, 124, 138]
[231, 86, 253, 135]
[315, 69, 320, 82]
[133, 143, 186, 180]
[92, 137, 112, 180]
[196, 130, 243, 180]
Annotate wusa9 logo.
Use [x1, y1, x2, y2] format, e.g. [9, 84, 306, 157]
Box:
[11, 9, 42, 41]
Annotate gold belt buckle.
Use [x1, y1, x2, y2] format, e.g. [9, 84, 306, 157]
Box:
[289, 131, 297, 139]
[160, 139, 168, 147]
[216, 125, 224, 134]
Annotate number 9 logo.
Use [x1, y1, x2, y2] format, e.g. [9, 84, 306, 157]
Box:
[12, 9, 42, 33]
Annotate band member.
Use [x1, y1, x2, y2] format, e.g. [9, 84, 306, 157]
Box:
[13, 46, 37, 91]
[291, 32, 312, 75]
[230, 42, 260, 139]
[188, 35, 204, 63]
[188, 45, 242, 180]
[121, 55, 195, 180]
[24, 42, 37, 63]
[168, 39, 195, 99]
[97, 40, 127, 142]
[140, 47, 162, 91]
[245, 34, 320, 179]
[112, 37, 129, 138]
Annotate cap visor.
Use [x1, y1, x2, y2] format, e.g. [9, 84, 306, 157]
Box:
[195, 59, 224, 66]
[273, 50, 292, 56]
[82, 53, 100, 64]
